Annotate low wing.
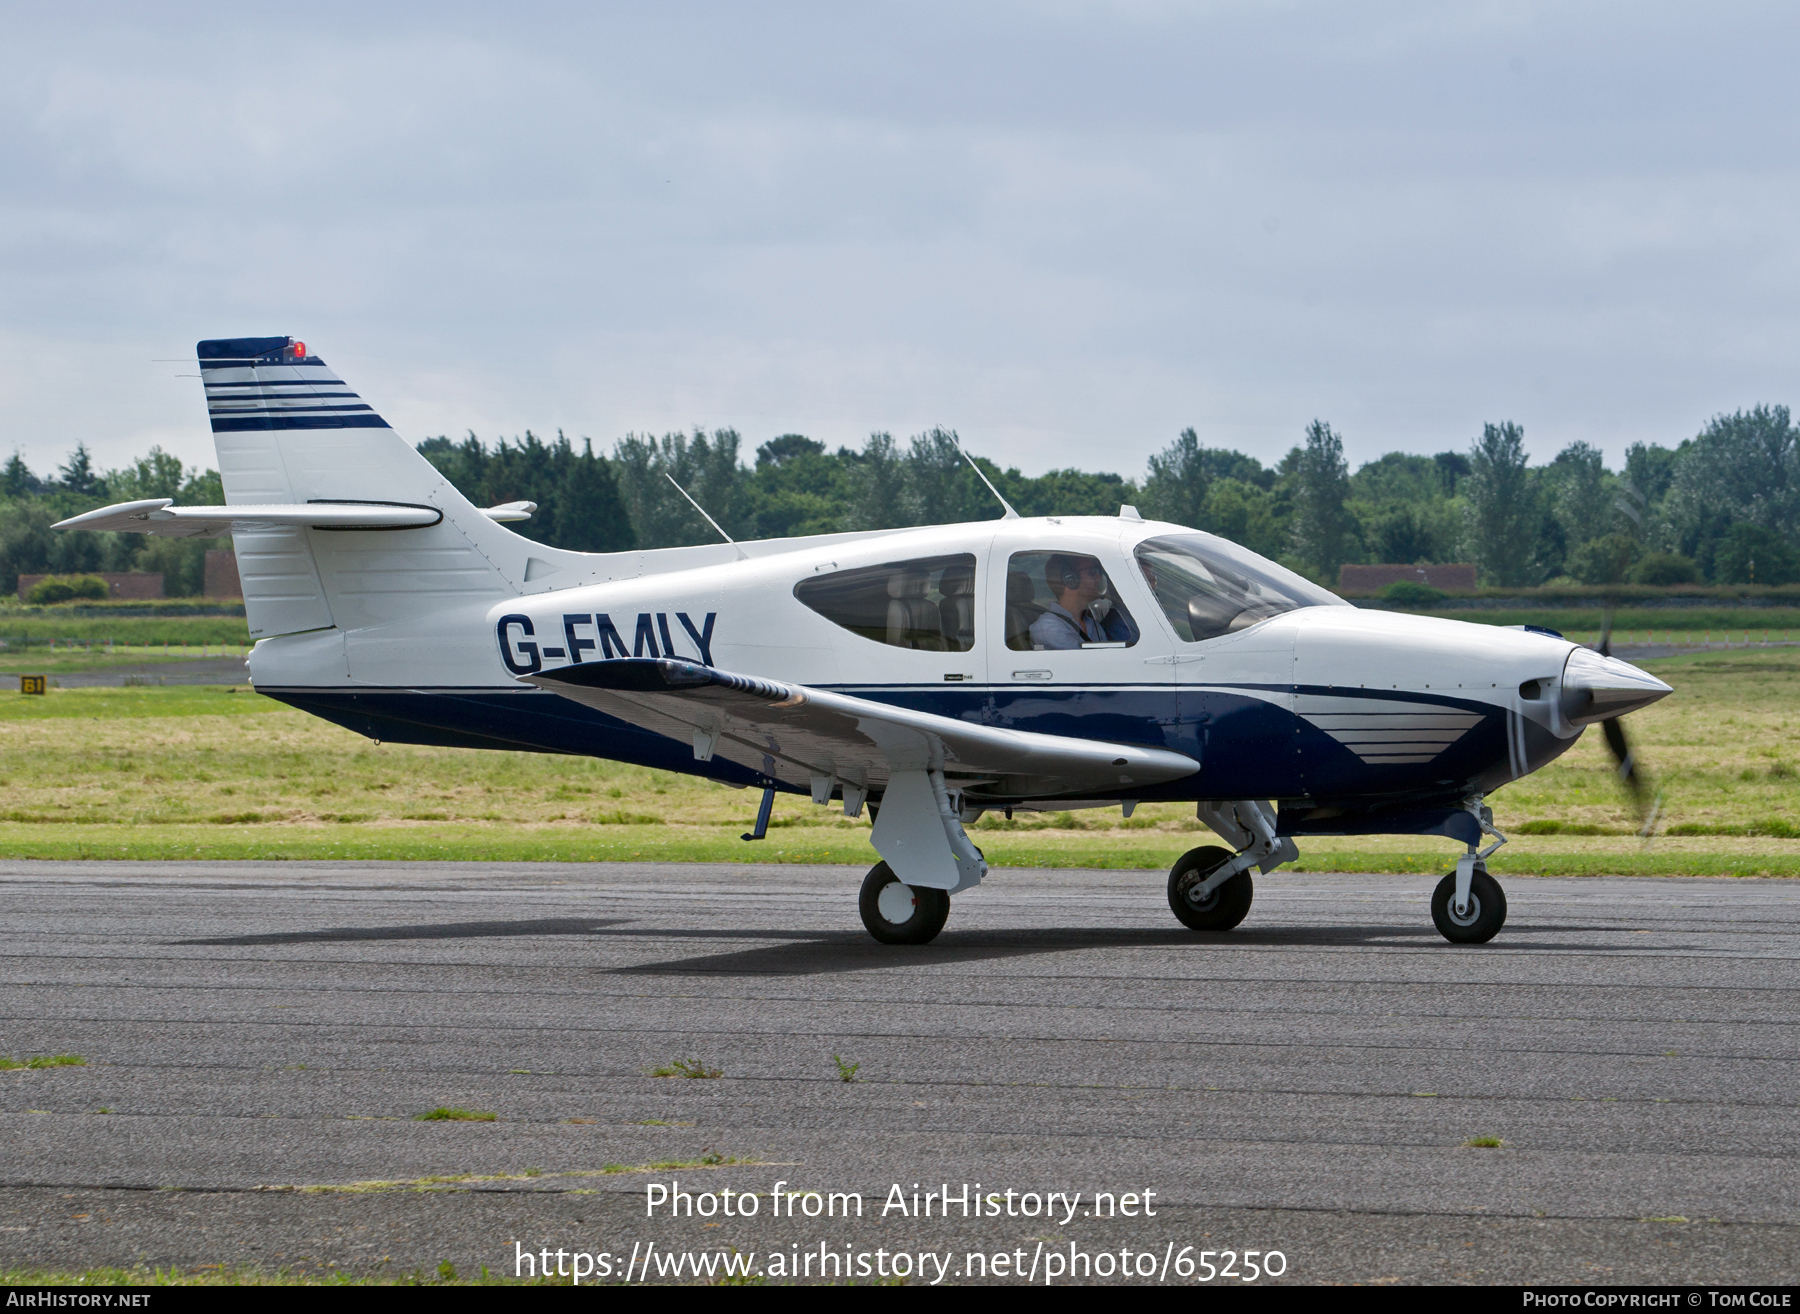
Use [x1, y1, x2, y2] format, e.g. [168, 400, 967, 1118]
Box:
[525, 657, 1197, 802]
[53, 498, 443, 538]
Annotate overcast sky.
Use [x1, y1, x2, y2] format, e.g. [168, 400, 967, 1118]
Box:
[3, 1, 1798, 483]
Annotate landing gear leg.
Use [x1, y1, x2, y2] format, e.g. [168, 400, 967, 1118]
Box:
[1431, 803, 1509, 944]
[1168, 846, 1254, 931]
[1166, 801, 1299, 934]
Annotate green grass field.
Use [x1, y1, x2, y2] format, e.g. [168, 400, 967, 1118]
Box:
[0, 648, 1793, 876]
[0, 614, 251, 648]
[0, 648, 247, 675]
[1416, 606, 1800, 637]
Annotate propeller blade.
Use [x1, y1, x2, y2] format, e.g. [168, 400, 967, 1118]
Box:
[1598, 603, 1614, 658]
[1601, 713, 1652, 819]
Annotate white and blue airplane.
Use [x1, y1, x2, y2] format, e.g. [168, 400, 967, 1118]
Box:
[57, 336, 1672, 945]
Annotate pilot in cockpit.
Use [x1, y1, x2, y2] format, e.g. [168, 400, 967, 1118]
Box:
[1029, 553, 1134, 650]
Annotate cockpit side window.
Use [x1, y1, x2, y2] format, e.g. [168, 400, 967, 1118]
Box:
[1134, 533, 1343, 643]
[1004, 550, 1139, 651]
[794, 554, 976, 652]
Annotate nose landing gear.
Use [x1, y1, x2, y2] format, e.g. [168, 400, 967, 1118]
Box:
[1431, 862, 1507, 943]
[1430, 803, 1510, 944]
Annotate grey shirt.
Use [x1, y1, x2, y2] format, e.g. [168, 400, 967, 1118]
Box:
[1028, 600, 1102, 650]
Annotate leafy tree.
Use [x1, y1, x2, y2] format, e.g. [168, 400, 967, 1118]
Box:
[1714, 523, 1798, 586]
[2, 452, 40, 498]
[1380, 580, 1448, 607]
[0, 500, 56, 596]
[28, 575, 108, 604]
[1629, 551, 1700, 586]
[842, 432, 908, 531]
[1461, 422, 1539, 586]
[1140, 428, 1210, 529]
[1371, 505, 1444, 564]
[418, 430, 634, 552]
[1622, 441, 1680, 506]
[757, 434, 826, 467]
[1566, 531, 1639, 586]
[1432, 451, 1472, 497]
[1014, 467, 1133, 518]
[1202, 478, 1285, 557]
[1351, 452, 1443, 506]
[1663, 406, 1800, 575]
[899, 428, 1005, 527]
[181, 467, 225, 505]
[1544, 441, 1611, 551]
[555, 436, 636, 552]
[57, 444, 105, 498]
[103, 446, 187, 502]
[745, 434, 845, 538]
[612, 429, 748, 548]
[1289, 420, 1356, 583]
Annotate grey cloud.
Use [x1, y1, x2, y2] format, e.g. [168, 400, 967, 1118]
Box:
[2, 1, 1799, 480]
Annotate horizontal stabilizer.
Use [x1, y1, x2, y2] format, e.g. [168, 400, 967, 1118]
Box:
[525, 657, 1198, 802]
[54, 499, 442, 538]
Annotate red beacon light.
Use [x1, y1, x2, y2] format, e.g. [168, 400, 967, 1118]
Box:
[287, 340, 307, 360]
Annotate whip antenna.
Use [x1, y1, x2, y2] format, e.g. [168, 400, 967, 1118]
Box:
[956, 441, 1020, 519]
[664, 473, 747, 558]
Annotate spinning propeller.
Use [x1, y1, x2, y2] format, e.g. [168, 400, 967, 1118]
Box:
[1593, 609, 1660, 834]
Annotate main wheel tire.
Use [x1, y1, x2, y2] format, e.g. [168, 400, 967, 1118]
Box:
[1430, 868, 1507, 944]
[858, 862, 950, 945]
[1168, 844, 1254, 932]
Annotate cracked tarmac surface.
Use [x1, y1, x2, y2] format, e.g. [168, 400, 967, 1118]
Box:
[0, 860, 1795, 1284]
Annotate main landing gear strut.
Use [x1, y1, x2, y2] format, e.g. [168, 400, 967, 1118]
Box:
[853, 767, 984, 945]
[1166, 801, 1297, 934]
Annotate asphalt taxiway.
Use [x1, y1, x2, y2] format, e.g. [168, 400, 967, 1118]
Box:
[0, 861, 1795, 1284]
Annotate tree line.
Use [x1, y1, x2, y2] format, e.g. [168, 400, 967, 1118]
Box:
[416, 409, 1800, 588]
[1, 405, 1794, 597]
[0, 447, 222, 598]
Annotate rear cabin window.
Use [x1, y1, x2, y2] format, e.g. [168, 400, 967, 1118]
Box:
[1004, 550, 1139, 651]
[794, 554, 976, 652]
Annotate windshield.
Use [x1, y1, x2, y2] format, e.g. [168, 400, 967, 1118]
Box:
[1134, 533, 1345, 643]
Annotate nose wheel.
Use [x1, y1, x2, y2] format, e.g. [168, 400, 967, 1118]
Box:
[1431, 866, 1507, 944]
[858, 862, 950, 944]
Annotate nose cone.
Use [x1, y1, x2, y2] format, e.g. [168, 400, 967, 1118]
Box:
[1560, 647, 1672, 725]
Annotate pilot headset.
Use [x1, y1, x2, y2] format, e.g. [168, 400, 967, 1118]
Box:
[1057, 557, 1107, 592]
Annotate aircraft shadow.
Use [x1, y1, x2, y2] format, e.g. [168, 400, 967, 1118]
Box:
[178, 916, 632, 946]
[174, 917, 1649, 965]
[610, 923, 1447, 975]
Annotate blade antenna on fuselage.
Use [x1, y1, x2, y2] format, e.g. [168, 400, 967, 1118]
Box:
[665, 473, 748, 559]
[956, 442, 1020, 520]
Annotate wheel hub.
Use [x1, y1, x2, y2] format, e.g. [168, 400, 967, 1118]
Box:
[1446, 893, 1483, 927]
[876, 881, 918, 924]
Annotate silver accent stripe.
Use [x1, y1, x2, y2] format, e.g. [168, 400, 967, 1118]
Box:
[1297, 695, 1484, 766]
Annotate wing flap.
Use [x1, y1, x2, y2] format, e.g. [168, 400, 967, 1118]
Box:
[525, 657, 1197, 801]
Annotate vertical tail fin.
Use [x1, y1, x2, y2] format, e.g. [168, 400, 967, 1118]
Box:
[197, 336, 519, 646]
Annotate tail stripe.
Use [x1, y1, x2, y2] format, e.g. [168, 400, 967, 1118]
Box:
[197, 335, 391, 434]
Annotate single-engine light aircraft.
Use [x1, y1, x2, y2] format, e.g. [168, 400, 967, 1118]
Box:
[55, 337, 1673, 944]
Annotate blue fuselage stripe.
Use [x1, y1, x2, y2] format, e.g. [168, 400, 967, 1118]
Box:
[258, 681, 1520, 811]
